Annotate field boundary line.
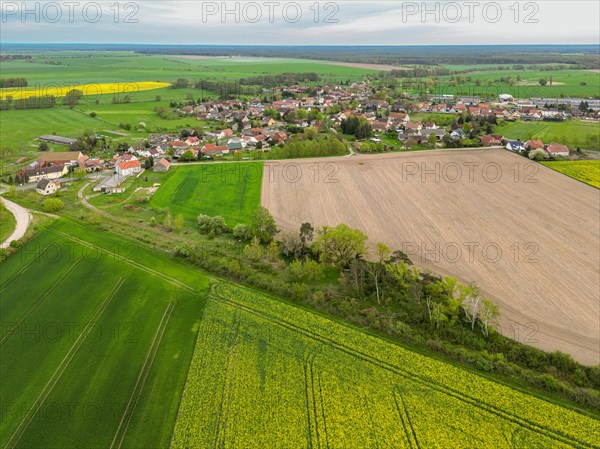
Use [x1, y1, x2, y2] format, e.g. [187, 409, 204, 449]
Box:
[110, 302, 175, 449]
[54, 231, 195, 292]
[0, 257, 83, 347]
[3, 277, 126, 449]
[210, 287, 596, 449]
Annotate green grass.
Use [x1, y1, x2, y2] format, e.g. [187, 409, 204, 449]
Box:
[172, 282, 600, 448]
[0, 201, 16, 243]
[0, 219, 211, 449]
[496, 120, 600, 149]
[431, 69, 600, 98]
[150, 163, 263, 225]
[541, 160, 600, 188]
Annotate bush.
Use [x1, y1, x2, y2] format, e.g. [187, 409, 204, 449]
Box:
[43, 198, 64, 212]
[232, 223, 252, 241]
[9, 240, 22, 248]
[197, 214, 229, 236]
[90, 112, 97, 117]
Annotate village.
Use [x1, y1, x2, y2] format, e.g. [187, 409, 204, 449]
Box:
[11, 80, 599, 196]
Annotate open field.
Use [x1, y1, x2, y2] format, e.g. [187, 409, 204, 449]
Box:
[0, 53, 376, 85]
[496, 120, 600, 150]
[262, 149, 600, 365]
[432, 69, 600, 98]
[0, 219, 210, 449]
[171, 282, 600, 448]
[541, 160, 600, 188]
[151, 163, 263, 225]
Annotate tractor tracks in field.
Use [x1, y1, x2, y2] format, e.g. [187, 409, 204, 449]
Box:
[110, 301, 175, 449]
[210, 286, 596, 449]
[3, 277, 126, 449]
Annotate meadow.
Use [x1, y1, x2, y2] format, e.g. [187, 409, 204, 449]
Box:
[496, 120, 600, 149]
[0, 219, 210, 449]
[150, 163, 263, 225]
[432, 69, 599, 98]
[171, 282, 600, 449]
[541, 160, 600, 188]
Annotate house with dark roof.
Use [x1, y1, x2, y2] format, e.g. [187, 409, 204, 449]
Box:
[36, 179, 61, 195]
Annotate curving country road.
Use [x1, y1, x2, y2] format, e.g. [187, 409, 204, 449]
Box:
[0, 196, 32, 249]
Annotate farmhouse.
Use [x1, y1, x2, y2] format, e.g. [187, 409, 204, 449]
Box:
[36, 179, 61, 195]
[17, 164, 68, 183]
[546, 142, 570, 157]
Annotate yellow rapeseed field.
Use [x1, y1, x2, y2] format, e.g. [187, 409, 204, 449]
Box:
[0, 81, 170, 100]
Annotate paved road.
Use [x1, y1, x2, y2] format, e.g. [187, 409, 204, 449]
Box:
[0, 196, 32, 248]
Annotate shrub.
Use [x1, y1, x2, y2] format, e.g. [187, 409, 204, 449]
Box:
[90, 112, 97, 117]
[232, 223, 252, 241]
[43, 198, 64, 212]
[9, 240, 22, 248]
[197, 214, 228, 236]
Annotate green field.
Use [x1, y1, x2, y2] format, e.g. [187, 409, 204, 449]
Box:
[496, 120, 600, 149]
[171, 282, 600, 448]
[432, 69, 599, 98]
[0, 53, 375, 85]
[150, 163, 263, 225]
[0, 219, 210, 449]
[541, 160, 600, 188]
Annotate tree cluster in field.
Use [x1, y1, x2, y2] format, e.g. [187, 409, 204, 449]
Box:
[0, 95, 56, 110]
[171, 208, 600, 410]
[238, 72, 321, 86]
[266, 134, 347, 159]
[68, 131, 105, 154]
[0, 77, 28, 88]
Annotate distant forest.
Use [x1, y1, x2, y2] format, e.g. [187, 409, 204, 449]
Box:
[3, 43, 599, 68]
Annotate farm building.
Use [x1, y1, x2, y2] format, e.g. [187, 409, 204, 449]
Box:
[36, 179, 61, 195]
[546, 142, 570, 157]
[153, 158, 171, 172]
[93, 174, 127, 194]
[38, 135, 77, 146]
[37, 151, 84, 167]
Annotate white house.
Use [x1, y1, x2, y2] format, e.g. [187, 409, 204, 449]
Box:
[506, 140, 526, 153]
[116, 160, 142, 176]
[36, 179, 61, 195]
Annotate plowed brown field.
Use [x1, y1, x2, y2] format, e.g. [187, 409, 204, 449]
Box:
[262, 149, 600, 365]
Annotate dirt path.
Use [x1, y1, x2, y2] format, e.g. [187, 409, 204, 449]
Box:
[0, 196, 31, 248]
[262, 148, 600, 365]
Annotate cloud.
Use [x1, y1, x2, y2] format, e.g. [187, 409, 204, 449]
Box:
[0, 1, 598, 44]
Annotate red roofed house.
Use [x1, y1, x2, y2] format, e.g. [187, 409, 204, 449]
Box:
[480, 135, 503, 146]
[116, 159, 142, 176]
[525, 140, 545, 150]
[546, 142, 569, 157]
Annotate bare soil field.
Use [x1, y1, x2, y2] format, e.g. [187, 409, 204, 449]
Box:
[262, 149, 600, 365]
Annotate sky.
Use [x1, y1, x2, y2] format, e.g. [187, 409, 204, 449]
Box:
[1, 1, 599, 45]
